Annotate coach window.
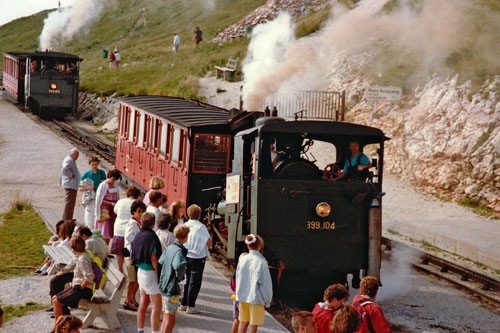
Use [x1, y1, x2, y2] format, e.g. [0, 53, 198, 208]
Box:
[118, 106, 123, 135]
[144, 115, 150, 148]
[179, 130, 187, 168]
[152, 119, 160, 154]
[171, 127, 181, 164]
[149, 118, 157, 152]
[123, 107, 129, 136]
[138, 113, 146, 146]
[192, 134, 231, 174]
[128, 110, 135, 141]
[159, 122, 168, 157]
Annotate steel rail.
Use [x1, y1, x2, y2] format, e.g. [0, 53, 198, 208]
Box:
[50, 119, 116, 164]
[382, 237, 500, 308]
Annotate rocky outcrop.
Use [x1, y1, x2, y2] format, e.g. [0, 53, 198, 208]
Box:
[339, 75, 500, 216]
[214, 0, 329, 42]
[78, 92, 119, 132]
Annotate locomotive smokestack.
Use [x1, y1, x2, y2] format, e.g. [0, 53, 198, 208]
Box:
[264, 106, 270, 117]
[272, 106, 278, 117]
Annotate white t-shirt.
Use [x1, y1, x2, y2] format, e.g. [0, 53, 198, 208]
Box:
[113, 198, 135, 237]
[156, 229, 175, 252]
[146, 205, 160, 231]
[184, 219, 210, 259]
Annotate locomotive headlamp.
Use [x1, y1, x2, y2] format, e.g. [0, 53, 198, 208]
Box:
[316, 202, 331, 217]
[50, 83, 57, 89]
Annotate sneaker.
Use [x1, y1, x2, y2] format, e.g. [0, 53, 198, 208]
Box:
[32, 269, 43, 275]
[42, 272, 48, 276]
[44, 307, 54, 312]
[180, 305, 188, 312]
[186, 307, 201, 314]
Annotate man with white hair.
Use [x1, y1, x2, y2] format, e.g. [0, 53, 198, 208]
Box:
[59, 148, 81, 220]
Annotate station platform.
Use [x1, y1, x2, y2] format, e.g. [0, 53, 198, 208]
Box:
[382, 174, 500, 271]
[35, 205, 288, 332]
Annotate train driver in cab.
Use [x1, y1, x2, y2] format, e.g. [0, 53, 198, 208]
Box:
[31, 60, 38, 74]
[335, 141, 372, 182]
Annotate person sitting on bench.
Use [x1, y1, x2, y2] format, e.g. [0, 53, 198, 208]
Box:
[51, 236, 94, 331]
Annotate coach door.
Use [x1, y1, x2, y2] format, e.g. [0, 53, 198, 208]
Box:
[158, 121, 171, 200]
[116, 104, 126, 171]
[136, 112, 148, 185]
[145, 116, 161, 186]
[168, 126, 184, 200]
[124, 108, 138, 179]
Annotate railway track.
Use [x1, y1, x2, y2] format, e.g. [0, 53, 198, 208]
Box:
[47, 119, 116, 164]
[382, 237, 500, 308]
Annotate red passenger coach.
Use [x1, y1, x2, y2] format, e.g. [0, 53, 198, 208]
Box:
[116, 96, 236, 208]
[2, 52, 29, 104]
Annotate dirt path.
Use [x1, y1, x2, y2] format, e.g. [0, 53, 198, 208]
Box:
[0, 98, 90, 214]
[198, 73, 241, 110]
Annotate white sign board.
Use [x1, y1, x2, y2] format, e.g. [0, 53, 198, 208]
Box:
[226, 174, 240, 204]
[365, 86, 402, 102]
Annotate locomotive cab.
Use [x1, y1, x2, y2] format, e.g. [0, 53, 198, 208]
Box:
[24, 51, 82, 118]
[223, 118, 388, 306]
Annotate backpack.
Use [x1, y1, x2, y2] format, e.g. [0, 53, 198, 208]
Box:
[87, 250, 107, 299]
[354, 300, 375, 333]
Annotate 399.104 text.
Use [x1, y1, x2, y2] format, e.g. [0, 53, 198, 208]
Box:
[306, 221, 335, 230]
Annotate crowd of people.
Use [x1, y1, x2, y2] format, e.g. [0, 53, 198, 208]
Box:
[42, 148, 392, 332]
[52, 150, 214, 332]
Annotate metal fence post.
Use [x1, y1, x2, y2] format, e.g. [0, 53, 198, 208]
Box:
[341, 91, 346, 121]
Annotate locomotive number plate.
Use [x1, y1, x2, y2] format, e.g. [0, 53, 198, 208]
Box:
[49, 89, 61, 94]
[306, 221, 335, 230]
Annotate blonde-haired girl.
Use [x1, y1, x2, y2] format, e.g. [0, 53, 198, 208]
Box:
[143, 176, 165, 206]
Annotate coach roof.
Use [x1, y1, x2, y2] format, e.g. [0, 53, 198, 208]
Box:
[5, 51, 82, 61]
[30, 51, 82, 61]
[4, 52, 31, 59]
[119, 96, 229, 127]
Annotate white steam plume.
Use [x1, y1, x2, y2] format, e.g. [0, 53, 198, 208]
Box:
[39, 0, 104, 51]
[242, 0, 500, 110]
[242, 14, 298, 111]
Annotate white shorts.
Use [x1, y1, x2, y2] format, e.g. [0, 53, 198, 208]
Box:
[137, 268, 161, 295]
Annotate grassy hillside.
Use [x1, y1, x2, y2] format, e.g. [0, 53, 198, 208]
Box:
[0, 10, 52, 52]
[0, 0, 267, 99]
[0, 0, 331, 100]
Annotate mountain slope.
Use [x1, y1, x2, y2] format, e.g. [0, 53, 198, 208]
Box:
[0, 0, 266, 98]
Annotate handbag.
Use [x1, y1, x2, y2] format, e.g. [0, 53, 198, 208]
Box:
[121, 247, 130, 257]
[98, 208, 110, 222]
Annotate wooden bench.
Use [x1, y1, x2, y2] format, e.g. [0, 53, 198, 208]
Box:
[81, 256, 126, 329]
[215, 56, 239, 81]
[42, 245, 76, 275]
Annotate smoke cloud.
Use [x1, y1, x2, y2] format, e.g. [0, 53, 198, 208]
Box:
[39, 0, 104, 51]
[242, 0, 500, 110]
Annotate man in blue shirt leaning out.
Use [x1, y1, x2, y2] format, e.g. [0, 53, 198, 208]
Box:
[335, 141, 372, 182]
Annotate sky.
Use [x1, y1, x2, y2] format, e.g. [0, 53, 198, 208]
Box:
[0, 0, 76, 26]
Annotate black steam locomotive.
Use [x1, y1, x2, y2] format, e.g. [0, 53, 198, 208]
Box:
[212, 115, 388, 306]
[3, 51, 82, 118]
